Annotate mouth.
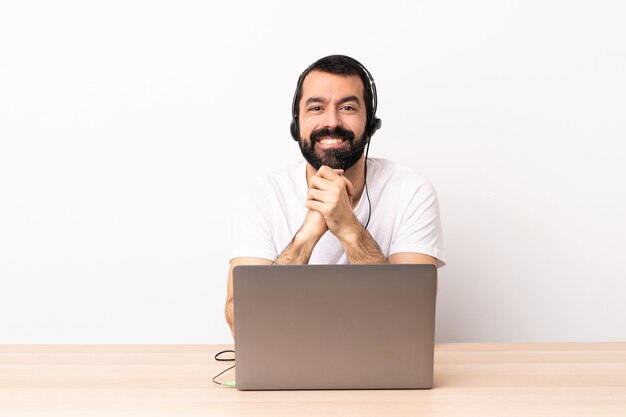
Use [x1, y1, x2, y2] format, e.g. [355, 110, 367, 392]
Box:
[309, 127, 354, 151]
[316, 137, 348, 147]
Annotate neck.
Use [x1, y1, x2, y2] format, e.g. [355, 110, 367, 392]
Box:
[306, 155, 366, 208]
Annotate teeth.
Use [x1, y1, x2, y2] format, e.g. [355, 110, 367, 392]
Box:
[319, 138, 344, 144]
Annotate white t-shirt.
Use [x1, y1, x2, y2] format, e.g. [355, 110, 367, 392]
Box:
[230, 158, 446, 267]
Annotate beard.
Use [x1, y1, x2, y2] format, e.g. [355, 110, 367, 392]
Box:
[298, 126, 366, 171]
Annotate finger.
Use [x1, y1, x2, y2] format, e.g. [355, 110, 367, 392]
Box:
[306, 188, 327, 202]
[316, 165, 341, 181]
[304, 199, 325, 213]
[309, 175, 333, 191]
[312, 171, 354, 199]
[310, 170, 347, 191]
[310, 174, 353, 202]
[342, 176, 355, 198]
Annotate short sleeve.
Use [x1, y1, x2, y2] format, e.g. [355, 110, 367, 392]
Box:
[229, 177, 279, 262]
[388, 175, 446, 267]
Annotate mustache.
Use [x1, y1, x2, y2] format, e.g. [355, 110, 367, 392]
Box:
[309, 126, 355, 143]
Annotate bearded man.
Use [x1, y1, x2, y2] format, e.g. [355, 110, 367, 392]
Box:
[224, 55, 445, 335]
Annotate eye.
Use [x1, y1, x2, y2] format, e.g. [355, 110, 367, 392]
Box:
[341, 105, 357, 111]
[308, 106, 323, 112]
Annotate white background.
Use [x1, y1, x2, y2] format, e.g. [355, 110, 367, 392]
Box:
[1, 1, 625, 343]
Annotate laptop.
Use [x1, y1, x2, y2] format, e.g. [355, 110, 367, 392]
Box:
[233, 264, 437, 390]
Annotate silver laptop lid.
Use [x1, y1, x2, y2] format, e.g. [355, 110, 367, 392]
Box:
[233, 264, 437, 390]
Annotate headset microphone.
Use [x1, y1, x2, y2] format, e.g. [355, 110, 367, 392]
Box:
[334, 135, 372, 160]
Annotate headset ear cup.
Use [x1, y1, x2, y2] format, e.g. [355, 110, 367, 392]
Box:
[369, 117, 382, 137]
[290, 120, 299, 141]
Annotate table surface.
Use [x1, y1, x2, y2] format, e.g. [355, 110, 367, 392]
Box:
[1, 343, 625, 417]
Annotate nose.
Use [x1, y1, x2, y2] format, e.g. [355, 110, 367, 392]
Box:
[322, 109, 341, 129]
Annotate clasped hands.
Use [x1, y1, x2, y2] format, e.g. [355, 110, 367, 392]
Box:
[300, 165, 360, 241]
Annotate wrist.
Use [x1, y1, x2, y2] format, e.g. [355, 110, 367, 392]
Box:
[274, 228, 322, 265]
[335, 220, 363, 245]
[294, 227, 324, 247]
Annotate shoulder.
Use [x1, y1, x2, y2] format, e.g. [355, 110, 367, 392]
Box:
[239, 159, 305, 203]
[367, 158, 433, 193]
[257, 159, 305, 197]
[265, 159, 305, 185]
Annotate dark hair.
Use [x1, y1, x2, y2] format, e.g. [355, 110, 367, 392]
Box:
[292, 55, 375, 128]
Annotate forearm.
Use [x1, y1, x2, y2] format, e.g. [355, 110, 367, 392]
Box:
[274, 230, 322, 265]
[340, 224, 388, 264]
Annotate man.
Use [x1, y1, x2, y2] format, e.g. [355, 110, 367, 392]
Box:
[225, 55, 445, 335]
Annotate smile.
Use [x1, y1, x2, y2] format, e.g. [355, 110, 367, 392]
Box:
[318, 138, 345, 144]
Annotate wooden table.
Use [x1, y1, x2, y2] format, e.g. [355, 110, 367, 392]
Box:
[1, 343, 625, 416]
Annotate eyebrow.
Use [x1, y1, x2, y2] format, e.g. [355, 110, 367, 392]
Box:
[304, 95, 361, 107]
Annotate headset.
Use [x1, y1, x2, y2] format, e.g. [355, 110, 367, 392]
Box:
[289, 55, 382, 143]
